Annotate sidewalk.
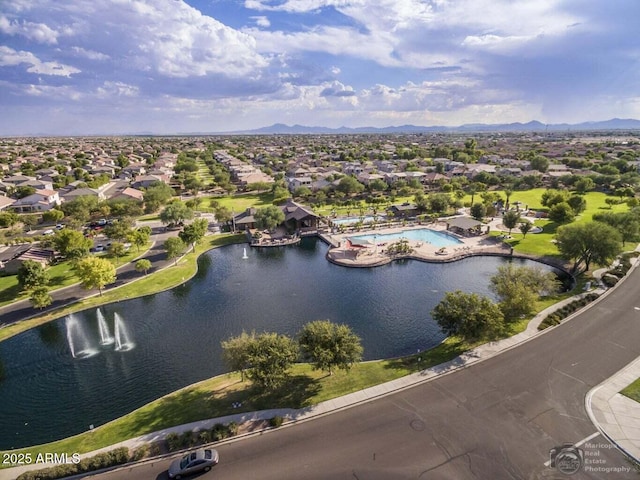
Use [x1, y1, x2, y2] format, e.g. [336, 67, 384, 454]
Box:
[0, 284, 613, 480]
[586, 356, 640, 462]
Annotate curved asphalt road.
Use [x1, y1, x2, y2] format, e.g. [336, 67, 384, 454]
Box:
[89, 264, 640, 479]
[0, 223, 174, 325]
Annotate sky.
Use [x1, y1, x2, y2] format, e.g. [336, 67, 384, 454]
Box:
[1, 0, 639, 135]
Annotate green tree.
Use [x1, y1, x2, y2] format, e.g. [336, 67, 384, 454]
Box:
[541, 189, 569, 208]
[254, 205, 285, 231]
[0, 211, 19, 227]
[567, 195, 587, 215]
[592, 211, 640, 246]
[556, 222, 622, 273]
[30, 286, 52, 309]
[143, 182, 175, 213]
[490, 264, 559, 321]
[108, 241, 126, 264]
[245, 332, 299, 389]
[104, 218, 134, 241]
[431, 291, 504, 340]
[429, 193, 451, 213]
[518, 221, 533, 238]
[530, 155, 549, 173]
[60, 195, 100, 225]
[298, 320, 363, 375]
[548, 202, 575, 224]
[470, 203, 486, 221]
[164, 237, 186, 265]
[74, 256, 116, 296]
[128, 227, 151, 252]
[221, 331, 255, 382]
[160, 203, 194, 227]
[42, 209, 64, 224]
[17, 260, 49, 291]
[14, 186, 36, 199]
[574, 177, 595, 194]
[52, 229, 93, 259]
[336, 176, 365, 196]
[502, 210, 520, 235]
[179, 218, 208, 251]
[135, 258, 152, 275]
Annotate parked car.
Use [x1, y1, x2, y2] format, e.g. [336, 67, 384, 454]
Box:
[168, 449, 219, 479]
[43, 229, 54, 235]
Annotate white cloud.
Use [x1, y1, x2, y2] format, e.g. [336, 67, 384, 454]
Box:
[70, 46, 110, 61]
[0, 46, 80, 77]
[96, 81, 139, 98]
[0, 15, 60, 44]
[251, 16, 271, 28]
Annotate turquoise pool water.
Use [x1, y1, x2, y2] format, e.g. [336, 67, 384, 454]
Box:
[349, 228, 463, 247]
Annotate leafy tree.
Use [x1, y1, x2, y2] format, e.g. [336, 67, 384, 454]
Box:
[548, 202, 575, 224]
[254, 205, 285, 231]
[574, 177, 595, 194]
[21, 214, 38, 231]
[42, 209, 64, 223]
[60, 195, 100, 224]
[107, 199, 144, 218]
[17, 260, 49, 291]
[143, 182, 175, 213]
[298, 320, 363, 375]
[432, 291, 504, 340]
[604, 197, 619, 209]
[541, 189, 570, 208]
[108, 241, 127, 264]
[490, 264, 559, 321]
[14, 186, 36, 199]
[245, 332, 298, 389]
[429, 193, 451, 213]
[221, 331, 255, 382]
[104, 218, 134, 241]
[530, 155, 549, 173]
[470, 202, 486, 221]
[160, 203, 194, 227]
[518, 221, 533, 238]
[128, 227, 151, 252]
[30, 286, 52, 309]
[592, 211, 640, 246]
[179, 218, 208, 251]
[556, 221, 622, 273]
[74, 256, 116, 296]
[502, 210, 520, 235]
[164, 237, 186, 265]
[0, 211, 19, 227]
[567, 195, 587, 215]
[213, 205, 232, 224]
[369, 179, 388, 192]
[135, 258, 152, 275]
[52, 229, 93, 259]
[336, 176, 365, 196]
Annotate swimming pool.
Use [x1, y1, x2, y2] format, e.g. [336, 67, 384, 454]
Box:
[349, 228, 463, 247]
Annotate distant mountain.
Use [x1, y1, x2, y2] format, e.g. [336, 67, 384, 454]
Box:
[224, 118, 640, 135]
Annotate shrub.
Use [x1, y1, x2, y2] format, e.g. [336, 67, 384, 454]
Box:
[198, 430, 212, 444]
[17, 447, 129, 480]
[130, 444, 149, 461]
[166, 432, 182, 451]
[149, 442, 162, 457]
[538, 293, 600, 330]
[269, 415, 284, 428]
[227, 421, 239, 436]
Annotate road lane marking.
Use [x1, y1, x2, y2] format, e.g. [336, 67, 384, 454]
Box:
[543, 431, 600, 467]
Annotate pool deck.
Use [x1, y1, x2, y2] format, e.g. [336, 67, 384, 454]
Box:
[324, 223, 514, 267]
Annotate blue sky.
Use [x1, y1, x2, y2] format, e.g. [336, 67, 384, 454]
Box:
[1, 0, 639, 135]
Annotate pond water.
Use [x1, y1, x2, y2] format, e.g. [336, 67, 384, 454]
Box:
[0, 238, 566, 449]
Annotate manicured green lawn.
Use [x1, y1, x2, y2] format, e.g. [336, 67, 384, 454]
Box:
[210, 193, 275, 212]
[621, 379, 640, 403]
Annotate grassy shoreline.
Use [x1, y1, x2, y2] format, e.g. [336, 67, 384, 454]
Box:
[0, 234, 246, 343]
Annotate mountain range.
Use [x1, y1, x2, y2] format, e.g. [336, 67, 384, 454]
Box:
[216, 118, 640, 135]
